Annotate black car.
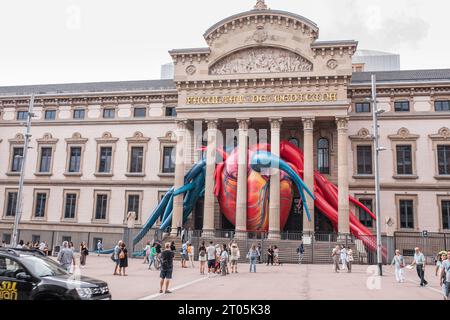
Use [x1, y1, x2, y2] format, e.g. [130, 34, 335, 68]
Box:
[0, 248, 111, 300]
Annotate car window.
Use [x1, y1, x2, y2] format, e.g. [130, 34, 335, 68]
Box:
[20, 256, 68, 277]
[0, 257, 25, 279]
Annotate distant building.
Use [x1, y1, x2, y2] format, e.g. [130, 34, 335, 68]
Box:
[160, 63, 174, 79]
[353, 50, 400, 72]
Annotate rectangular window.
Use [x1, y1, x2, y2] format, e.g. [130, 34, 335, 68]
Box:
[73, 109, 85, 119]
[95, 194, 108, 220]
[129, 147, 144, 173]
[68, 147, 82, 173]
[17, 111, 28, 121]
[399, 199, 414, 229]
[98, 147, 112, 173]
[62, 236, 72, 244]
[165, 107, 177, 117]
[64, 193, 77, 219]
[5, 192, 18, 217]
[442, 201, 450, 230]
[435, 100, 450, 112]
[355, 102, 371, 113]
[32, 235, 40, 244]
[2, 234, 11, 245]
[133, 107, 146, 118]
[162, 146, 175, 173]
[394, 101, 410, 112]
[357, 145, 373, 175]
[438, 145, 450, 175]
[103, 108, 115, 119]
[11, 147, 24, 172]
[359, 199, 374, 228]
[34, 192, 47, 218]
[396, 145, 413, 175]
[39, 147, 53, 173]
[127, 194, 140, 221]
[44, 110, 56, 120]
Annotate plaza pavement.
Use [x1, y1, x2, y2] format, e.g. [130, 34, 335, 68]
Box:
[72, 256, 443, 300]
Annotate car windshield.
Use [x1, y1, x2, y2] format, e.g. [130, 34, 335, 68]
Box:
[20, 255, 68, 277]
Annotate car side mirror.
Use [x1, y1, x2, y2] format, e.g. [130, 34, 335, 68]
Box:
[16, 272, 32, 281]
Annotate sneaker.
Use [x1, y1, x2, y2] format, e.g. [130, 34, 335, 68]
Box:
[165, 290, 172, 294]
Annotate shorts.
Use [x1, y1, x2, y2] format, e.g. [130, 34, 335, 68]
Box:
[230, 260, 237, 266]
[207, 260, 215, 269]
[444, 282, 450, 298]
[160, 268, 173, 280]
[181, 254, 187, 260]
[115, 259, 120, 266]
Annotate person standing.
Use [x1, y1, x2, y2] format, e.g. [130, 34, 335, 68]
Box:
[143, 241, 151, 264]
[38, 241, 46, 252]
[347, 248, 354, 273]
[79, 242, 89, 268]
[257, 243, 262, 264]
[149, 243, 157, 270]
[118, 243, 128, 276]
[248, 244, 259, 273]
[297, 241, 305, 265]
[96, 240, 103, 256]
[438, 251, 450, 300]
[57, 241, 76, 273]
[220, 244, 229, 276]
[170, 241, 176, 252]
[410, 247, 428, 287]
[230, 242, 240, 273]
[266, 246, 274, 266]
[391, 250, 406, 283]
[160, 242, 175, 294]
[332, 245, 340, 273]
[181, 241, 188, 268]
[155, 241, 162, 270]
[113, 240, 123, 276]
[273, 246, 280, 266]
[206, 241, 216, 277]
[340, 246, 348, 271]
[187, 242, 195, 268]
[198, 241, 207, 275]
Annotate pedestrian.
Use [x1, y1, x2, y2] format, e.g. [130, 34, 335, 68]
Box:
[69, 242, 75, 252]
[206, 241, 216, 277]
[273, 246, 280, 266]
[148, 243, 157, 270]
[181, 241, 188, 268]
[170, 241, 176, 252]
[96, 240, 103, 256]
[435, 251, 446, 277]
[297, 241, 305, 264]
[143, 241, 151, 264]
[155, 241, 162, 270]
[80, 242, 89, 268]
[187, 242, 195, 268]
[266, 246, 274, 266]
[43, 241, 49, 256]
[112, 240, 123, 276]
[391, 249, 406, 283]
[198, 241, 207, 275]
[181, 227, 186, 243]
[214, 244, 221, 274]
[57, 241, 76, 273]
[17, 240, 24, 249]
[340, 246, 348, 270]
[230, 242, 240, 273]
[160, 242, 175, 294]
[220, 244, 229, 276]
[347, 248, 354, 273]
[38, 241, 46, 252]
[410, 247, 428, 287]
[118, 242, 128, 276]
[332, 245, 340, 273]
[257, 243, 262, 264]
[247, 244, 259, 273]
[438, 251, 450, 300]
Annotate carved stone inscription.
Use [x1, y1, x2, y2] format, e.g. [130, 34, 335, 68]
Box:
[209, 47, 313, 75]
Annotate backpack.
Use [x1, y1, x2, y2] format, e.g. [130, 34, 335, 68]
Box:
[119, 250, 125, 260]
[199, 249, 206, 257]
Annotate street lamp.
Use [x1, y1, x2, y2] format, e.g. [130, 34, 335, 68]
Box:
[12, 95, 35, 248]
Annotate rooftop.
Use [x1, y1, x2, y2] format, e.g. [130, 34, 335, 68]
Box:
[351, 69, 450, 85]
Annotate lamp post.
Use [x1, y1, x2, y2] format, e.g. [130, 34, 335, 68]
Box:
[12, 95, 35, 248]
[371, 75, 386, 276]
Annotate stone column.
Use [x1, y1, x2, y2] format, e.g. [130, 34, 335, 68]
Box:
[268, 118, 282, 240]
[171, 120, 188, 236]
[202, 119, 218, 237]
[336, 116, 350, 236]
[302, 117, 315, 234]
[235, 119, 250, 238]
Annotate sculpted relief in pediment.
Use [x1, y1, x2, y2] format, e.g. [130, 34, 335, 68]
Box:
[209, 47, 313, 75]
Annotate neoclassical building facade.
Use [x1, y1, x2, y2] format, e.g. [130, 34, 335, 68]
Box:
[0, 2, 449, 248]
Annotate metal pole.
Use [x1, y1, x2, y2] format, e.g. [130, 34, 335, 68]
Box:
[12, 95, 35, 248]
[371, 75, 383, 276]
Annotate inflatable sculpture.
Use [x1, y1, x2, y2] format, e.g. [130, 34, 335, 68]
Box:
[132, 140, 385, 258]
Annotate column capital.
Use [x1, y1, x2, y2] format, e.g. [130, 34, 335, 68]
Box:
[176, 119, 188, 130]
[269, 117, 283, 130]
[302, 117, 315, 131]
[205, 119, 219, 130]
[237, 118, 250, 130]
[335, 116, 349, 131]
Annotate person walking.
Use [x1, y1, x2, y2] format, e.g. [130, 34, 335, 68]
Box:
[220, 244, 229, 276]
[187, 242, 195, 268]
[230, 242, 240, 273]
[438, 251, 450, 300]
[96, 240, 103, 256]
[170, 241, 176, 252]
[112, 240, 123, 275]
[332, 245, 340, 273]
[155, 241, 162, 270]
[257, 243, 262, 264]
[160, 243, 175, 294]
[148, 243, 157, 270]
[57, 241, 76, 273]
[198, 241, 207, 275]
[273, 246, 280, 266]
[297, 241, 305, 265]
[347, 248, 354, 273]
[391, 250, 406, 283]
[79, 242, 89, 268]
[410, 247, 428, 286]
[248, 244, 259, 273]
[340, 246, 348, 271]
[143, 241, 151, 264]
[118, 242, 128, 276]
[266, 246, 274, 266]
[206, 241, 216, 277]
[181, 241, 188, 268]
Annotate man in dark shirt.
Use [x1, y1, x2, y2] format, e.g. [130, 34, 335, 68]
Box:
[267, 246, 274, 266]
[155, 242, 162, 270]
[160, 243, 175, 294]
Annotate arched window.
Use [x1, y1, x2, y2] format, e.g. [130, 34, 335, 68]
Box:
[318, 138, 330, 174]
[288, 137, 299, 148]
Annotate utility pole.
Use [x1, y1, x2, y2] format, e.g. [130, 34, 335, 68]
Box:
[371, 75, 385, 276]
[12, 95, 35, 248]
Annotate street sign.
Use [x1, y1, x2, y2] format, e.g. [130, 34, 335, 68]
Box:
[422, 230, 429, 238]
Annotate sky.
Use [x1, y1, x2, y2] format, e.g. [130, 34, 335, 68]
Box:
[0, 0, 448, 86]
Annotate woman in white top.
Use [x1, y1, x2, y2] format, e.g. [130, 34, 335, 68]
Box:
[230, 242, 240, 273]
[220, 244, 229, 276]
[347, 249, 354, 273]
[390, 249, 406, 283]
